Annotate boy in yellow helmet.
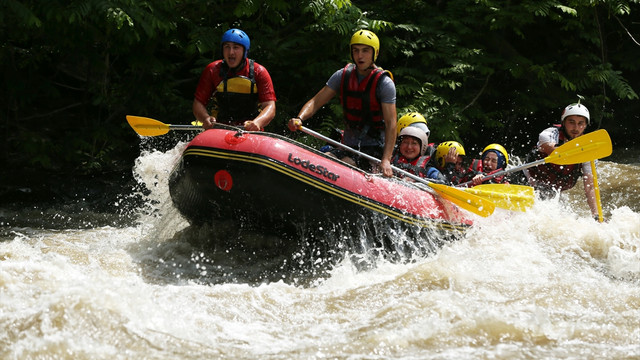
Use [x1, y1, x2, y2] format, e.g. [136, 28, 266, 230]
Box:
[434, 141, 467, 184]
[462, 144, 510, 186]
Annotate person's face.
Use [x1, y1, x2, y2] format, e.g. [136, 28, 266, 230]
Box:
[563, 115, 587, 139]
[455, 156, 463, 171]
[399, 136, 421, 160]
[351, 44, 374, 72]
[482, 151, 499, 171]
[222, 42, 245, 68]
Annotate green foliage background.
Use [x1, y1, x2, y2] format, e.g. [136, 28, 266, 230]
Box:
[1, 0, 639, 174]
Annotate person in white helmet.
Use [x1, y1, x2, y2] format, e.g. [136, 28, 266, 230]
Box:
[523, 102, 598, 218]
[391, 126, 446, 182]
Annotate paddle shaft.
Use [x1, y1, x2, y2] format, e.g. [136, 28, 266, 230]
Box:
[458, 158, 546, 186]
[458, 129, 612, 187]
[591, 160, 603, 222]
[150, 124, 202, 131]
[300, 126, 497, 217]
[299, 126, 438, 194]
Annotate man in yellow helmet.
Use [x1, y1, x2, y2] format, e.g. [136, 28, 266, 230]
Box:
[288, 30, 397, 177]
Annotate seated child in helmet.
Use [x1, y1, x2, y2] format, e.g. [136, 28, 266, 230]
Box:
[461, 144, 510, 186]
[391, 126, 446, 182]
[395, 112, 436, 158]
[434, 141, 468, 185]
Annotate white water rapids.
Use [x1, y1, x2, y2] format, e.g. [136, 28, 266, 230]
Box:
[1, 143, 639, 359]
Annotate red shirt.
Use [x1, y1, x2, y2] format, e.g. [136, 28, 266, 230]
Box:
[194, 59, 277, 105]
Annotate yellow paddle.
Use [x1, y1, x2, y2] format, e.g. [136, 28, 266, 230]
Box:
[590, 160, 604, 222]
[460, 184, 535, 212]
[458, 129, 613, 186]
[298, 126, 495, 217]
[126, 115, 202, 136]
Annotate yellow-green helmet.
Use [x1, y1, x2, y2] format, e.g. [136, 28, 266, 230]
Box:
[350, 30, 380, 62]
[482, 144, 509, 169]
[435, 141, 466, 169]
[397, 112, 429, 137]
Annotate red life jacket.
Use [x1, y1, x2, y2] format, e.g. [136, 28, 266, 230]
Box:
[464, 159, 507, 184]
[339, 64, 391, 132]
[527, 125, 581, 191]
[391, 153, 433, 178]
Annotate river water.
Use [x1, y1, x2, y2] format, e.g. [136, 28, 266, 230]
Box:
[1, 141, 639, 359]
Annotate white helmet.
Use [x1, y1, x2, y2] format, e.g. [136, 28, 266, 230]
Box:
[398, 126, 429, 156]
[561, 103, 590, 125]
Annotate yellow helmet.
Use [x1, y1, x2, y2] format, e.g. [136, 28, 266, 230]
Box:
[435, 141, 466, 169]
[350, 30, 380, 62]
[482, 144, 509, 169]
[397, 112, 429, 137]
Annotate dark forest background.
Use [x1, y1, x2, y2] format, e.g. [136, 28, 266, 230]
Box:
[2, 0, 639, 178]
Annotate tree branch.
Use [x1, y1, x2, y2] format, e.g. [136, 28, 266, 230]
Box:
[21, 102, 83, 121]
[615, 15, 640, 47]
[457, 73, 491, 115]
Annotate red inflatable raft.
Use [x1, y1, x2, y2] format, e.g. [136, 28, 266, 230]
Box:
[168, 126, 473, 258]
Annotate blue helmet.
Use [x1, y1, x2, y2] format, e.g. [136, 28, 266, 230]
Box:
[221, 28, 250, 59]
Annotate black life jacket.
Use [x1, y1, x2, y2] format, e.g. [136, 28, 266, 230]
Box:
[339, 64, 392, 135]
[526, 125, 582, 191]
[214, 59, 259, 125]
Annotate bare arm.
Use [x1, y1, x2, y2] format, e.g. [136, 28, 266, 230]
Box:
[193, 99, 216, 129]
[288, 86, 337, 131]
[380, 102, 397, 178]
[245, 100, 276, 131]
[539, 141, 557, 156]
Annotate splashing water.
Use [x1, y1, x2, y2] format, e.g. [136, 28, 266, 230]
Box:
[1, 143, 638, 359]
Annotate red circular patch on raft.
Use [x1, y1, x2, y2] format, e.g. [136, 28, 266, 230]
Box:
[214, 170, 233, 191]
[224, 132, 247, 145]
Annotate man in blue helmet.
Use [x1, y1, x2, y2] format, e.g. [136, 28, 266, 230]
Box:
[193, 28, 276, 131]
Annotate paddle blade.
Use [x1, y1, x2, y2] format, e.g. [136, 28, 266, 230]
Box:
[462, 184, 535, 212]
[429, 182, 495, 217]
[546, 129, 612, 165]
[126, 115, 171, 136]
